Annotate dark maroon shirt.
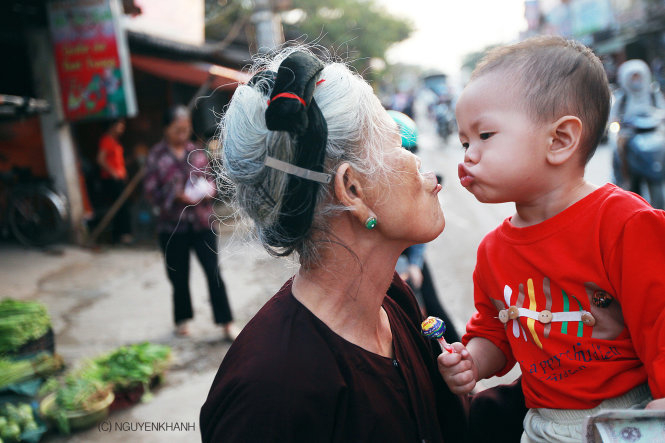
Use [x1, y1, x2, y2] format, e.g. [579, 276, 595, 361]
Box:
[200, 273, 467, 442]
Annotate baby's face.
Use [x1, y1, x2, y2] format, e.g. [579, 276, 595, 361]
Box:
[455, 73, 552, 204]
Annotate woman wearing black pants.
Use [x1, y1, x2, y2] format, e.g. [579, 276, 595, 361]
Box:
[158, 229, 232, 331]
[144, 105, 237, 339]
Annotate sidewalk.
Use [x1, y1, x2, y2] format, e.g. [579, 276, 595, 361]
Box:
[0, 230, 295, 442]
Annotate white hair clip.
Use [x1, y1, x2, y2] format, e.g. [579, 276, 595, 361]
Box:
[264, 156, 332, 184]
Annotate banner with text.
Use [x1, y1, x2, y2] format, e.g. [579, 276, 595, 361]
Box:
[47, 0, 137, 121]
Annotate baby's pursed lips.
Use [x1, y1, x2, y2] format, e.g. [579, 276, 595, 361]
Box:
[458, 163, 474, 187]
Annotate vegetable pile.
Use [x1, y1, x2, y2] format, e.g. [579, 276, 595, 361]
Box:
[0, 300, 51, 354]
[39, 342, 171, 434]
[40, 362, 111, 434]
[94, 342, 171, 391]
[0, 402, 41, 443]
[0, 354, 63, 390]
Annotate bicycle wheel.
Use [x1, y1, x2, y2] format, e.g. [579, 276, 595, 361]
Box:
[8, 186, 68, 247]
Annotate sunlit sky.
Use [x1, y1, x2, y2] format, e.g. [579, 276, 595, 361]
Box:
[376, 0, 528, 80]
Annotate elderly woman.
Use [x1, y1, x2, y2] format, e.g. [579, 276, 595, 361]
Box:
[144, 106, 236, 339]
[199, 49, 467, 442]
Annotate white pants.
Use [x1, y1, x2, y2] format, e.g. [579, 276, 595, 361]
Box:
[521, 384, 652, 443]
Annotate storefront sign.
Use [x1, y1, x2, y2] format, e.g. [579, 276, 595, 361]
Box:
[47, 0, 137, 121]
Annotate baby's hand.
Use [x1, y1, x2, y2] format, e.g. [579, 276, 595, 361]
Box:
[437, 342, 478, 395]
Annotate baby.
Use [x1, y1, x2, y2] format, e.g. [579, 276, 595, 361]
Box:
[440, 36, 665, 441]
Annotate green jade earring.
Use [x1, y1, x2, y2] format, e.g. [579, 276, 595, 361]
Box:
[365, 216, 377, 230]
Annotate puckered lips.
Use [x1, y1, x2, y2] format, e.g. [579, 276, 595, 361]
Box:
[458, 163, 474, 188]
[422, 171, 442, 194]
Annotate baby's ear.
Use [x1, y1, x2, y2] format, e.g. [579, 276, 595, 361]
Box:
[547, 116, 583, 166]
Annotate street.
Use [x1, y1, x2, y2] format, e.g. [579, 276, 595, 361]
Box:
[0, 107, 615, 442]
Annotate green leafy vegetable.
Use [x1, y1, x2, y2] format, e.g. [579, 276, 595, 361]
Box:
[0, 299, 51, 354]
[0, 353, 63, 389]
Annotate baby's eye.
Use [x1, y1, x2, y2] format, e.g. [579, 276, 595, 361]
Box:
[461, 142, 469, 150]
[479, 132, 494, 140]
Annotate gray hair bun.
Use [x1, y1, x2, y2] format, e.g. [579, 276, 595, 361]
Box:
[219, 47, 393, 264]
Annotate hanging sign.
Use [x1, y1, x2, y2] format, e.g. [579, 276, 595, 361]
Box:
[47, 0, 137, 121]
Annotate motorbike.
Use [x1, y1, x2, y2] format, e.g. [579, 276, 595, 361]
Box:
[431, 96, 456, 142]
[611, 112, 665, 209]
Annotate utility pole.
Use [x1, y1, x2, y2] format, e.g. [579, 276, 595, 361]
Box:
[252, 0, 284, 52]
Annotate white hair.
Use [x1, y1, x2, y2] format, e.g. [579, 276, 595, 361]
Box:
[216, 46, 395, 266]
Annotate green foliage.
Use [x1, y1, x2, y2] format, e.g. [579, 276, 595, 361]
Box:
[285, 0, 413, 74]
[204, 0, 413, 81]
[205, 0, 254, 42]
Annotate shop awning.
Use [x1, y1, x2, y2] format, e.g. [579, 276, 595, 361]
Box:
[130, 54, 250, 90]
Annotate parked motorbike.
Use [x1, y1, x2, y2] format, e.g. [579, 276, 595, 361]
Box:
[611, 112, 665, 209]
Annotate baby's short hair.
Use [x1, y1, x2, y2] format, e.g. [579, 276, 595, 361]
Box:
[472, 36, 610, 164]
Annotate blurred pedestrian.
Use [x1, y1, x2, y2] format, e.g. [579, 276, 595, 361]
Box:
[200, 48, 470, 443]
[143, 105, 236, 339]
[609, 58, 665, 206]
[96, 118, 133, 244]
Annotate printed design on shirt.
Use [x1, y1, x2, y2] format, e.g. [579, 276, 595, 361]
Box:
[496, 277, 595, 349]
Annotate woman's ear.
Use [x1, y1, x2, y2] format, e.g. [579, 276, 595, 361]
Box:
[547, 116, 583, 166]
[334, 163, 373, 224]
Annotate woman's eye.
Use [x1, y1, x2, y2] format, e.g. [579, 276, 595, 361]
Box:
[479, 132, 494, 140]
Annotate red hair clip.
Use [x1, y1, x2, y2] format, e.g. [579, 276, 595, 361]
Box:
[266, 80, 325, 106]
[267, 93, 306, 107]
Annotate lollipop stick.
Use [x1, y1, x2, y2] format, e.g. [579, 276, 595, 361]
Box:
[437, 337, 454, 353]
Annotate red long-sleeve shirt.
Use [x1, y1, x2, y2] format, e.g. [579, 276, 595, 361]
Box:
[464, 184, 665, 409]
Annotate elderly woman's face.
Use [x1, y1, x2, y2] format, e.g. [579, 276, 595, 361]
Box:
[370, 117, 445, 244]
[165, 116, 192, 146]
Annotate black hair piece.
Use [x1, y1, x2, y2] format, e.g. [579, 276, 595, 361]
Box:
[262, 51, 328, 254]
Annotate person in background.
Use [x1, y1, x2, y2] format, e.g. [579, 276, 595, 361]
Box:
[609, 58, 665, 206]
[143, 105, 237, 340]
[97, 118, 133, 244]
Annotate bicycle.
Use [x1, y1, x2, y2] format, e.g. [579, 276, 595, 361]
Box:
[0, 162, 69, 247]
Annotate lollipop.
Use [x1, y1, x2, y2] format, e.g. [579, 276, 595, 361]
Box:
[421, 316, 454, 353]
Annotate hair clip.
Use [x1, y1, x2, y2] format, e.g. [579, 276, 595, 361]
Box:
[264, 156, 331, 184]
[267, 93, 306, 107]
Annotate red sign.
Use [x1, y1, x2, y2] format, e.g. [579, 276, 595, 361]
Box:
[48, 0, 132, 121]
